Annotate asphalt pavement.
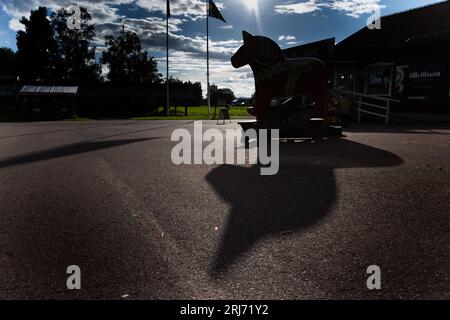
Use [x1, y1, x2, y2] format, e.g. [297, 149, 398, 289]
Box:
[0, 120, 449, 299]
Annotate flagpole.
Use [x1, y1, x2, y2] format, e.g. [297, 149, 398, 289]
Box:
[166, 2, 170, 117]
[206, 0, 210, 119]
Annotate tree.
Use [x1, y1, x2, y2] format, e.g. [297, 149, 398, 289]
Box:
[190, 82, 203, 106]
[210, 85, 236, 105]
[101, 28, 161, 84]
[0, 47, 17, 74]
[167, 78, 203, 106]
[51, 6, 101, 83]
[16, 7, 59, 83]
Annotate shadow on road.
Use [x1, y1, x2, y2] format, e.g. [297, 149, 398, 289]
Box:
[206, 138, 403, 275]
[0, 138, 161, 169]
[0, 121, 192, 140]
[345, 123, 450, 134]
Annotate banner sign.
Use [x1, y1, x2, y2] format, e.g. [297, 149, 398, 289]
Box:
[396, 64, 448, 102]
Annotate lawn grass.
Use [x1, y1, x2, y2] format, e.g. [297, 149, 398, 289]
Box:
[69, 116, 92, 121]
[130, 105, 253, 120]
[1, 106, 254, 122]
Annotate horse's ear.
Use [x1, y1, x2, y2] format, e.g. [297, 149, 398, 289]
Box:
[243, 31, 253, 44]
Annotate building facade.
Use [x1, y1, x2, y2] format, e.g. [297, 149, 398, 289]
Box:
[283, 1, 450, 115]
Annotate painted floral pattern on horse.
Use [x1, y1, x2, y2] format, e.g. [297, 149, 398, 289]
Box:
[231, 31, 329, 122]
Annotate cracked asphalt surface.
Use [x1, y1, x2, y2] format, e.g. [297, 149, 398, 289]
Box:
[0, 120, 449, 299]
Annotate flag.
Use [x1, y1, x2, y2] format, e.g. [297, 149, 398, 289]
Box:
[208, 0, 226, 23]
[167, 0, 170, 18]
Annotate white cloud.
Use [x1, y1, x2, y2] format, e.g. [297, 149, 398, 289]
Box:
[275, 0, 385, 18]
[8, 18, 25, 31]
[0, 0, 252, 97]
[91, 16, 251, 95]
[329, 0, 384, 18]
[275, 0, 321, 15]
[220, 25, 233, 30]
[159, 51, 254, 97]
[278, 35, 296, 41]
[136, 0, 225, 20]
[136, 0, 204, 19]
[1, 0, 134, 23]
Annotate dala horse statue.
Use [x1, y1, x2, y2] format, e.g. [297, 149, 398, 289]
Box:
[231, 31, 330, 126]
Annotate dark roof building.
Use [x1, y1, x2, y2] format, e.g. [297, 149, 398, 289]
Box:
[285, 1, 450, 116]
[335, 1, 450, 61]
[283, 38, 335, 62]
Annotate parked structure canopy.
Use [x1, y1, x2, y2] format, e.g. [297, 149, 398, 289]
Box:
[19, 86, 78, 96]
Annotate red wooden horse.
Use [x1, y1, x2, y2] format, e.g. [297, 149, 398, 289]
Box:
[231, 31, 329, 123]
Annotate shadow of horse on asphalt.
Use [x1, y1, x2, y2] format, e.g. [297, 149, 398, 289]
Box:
[206, 138, 403, 275]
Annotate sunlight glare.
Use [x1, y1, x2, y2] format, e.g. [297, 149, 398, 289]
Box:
[245, 0, 258, 10]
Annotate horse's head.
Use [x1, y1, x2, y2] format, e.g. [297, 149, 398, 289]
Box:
[231, 31, 284, 69]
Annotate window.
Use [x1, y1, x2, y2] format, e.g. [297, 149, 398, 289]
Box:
[335, 69, 356, 91]
[365, 65, 393, 95]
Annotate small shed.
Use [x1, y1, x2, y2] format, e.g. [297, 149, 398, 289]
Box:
[18, 85, 78, 116]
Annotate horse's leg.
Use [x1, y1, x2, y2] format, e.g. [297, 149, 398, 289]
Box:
[255, 87, 271, 122]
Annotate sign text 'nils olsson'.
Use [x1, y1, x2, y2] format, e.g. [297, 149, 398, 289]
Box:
[171, 121, 279, 176]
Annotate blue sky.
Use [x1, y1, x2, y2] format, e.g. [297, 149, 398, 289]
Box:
[0, 0, 444, 97]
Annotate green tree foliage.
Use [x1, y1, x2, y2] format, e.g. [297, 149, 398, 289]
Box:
[210, 85, 236, 105]
[168, 77, 203, 106]
[190, 82, 203, 106]
[51, 6, 101, 83]
[0, 47, 17, 74]
[101, 28, 161, 84]
[16, 7, 59, 83]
